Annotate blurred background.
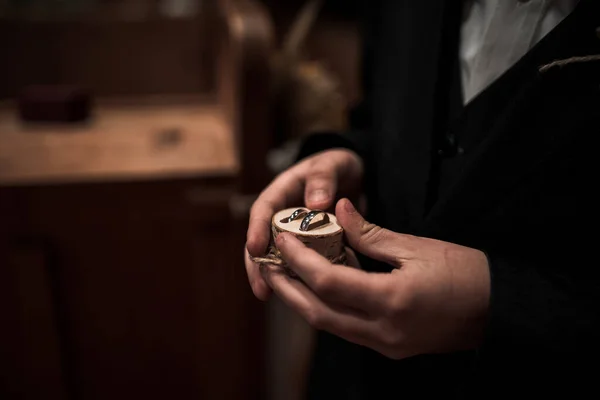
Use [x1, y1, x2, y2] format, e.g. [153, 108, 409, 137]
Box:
[0, 0, 360, 399]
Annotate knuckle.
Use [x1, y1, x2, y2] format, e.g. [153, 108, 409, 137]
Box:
[249, 200, 275, 222]
[312, 272, 335, 297]
[380, 325, 403, 349]
[328, 149, 353, 163]
[383, 290, 413, 321]
[249, 201, 259, 216]
[384, 348, 406, 361]
[304, 308, 326, 330]
[396, 275, 418, 307]
[388, 294, 409, 317]
[309, 157, 336, 174]
[308, 170, 335, 185]
[249, 199, 268, 217]
[274, 166, 295, 182]
[356, 223, 385, 249]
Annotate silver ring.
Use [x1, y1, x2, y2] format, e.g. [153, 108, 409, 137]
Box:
[280, 208, 308, 223]
[300, 210, 330, 232]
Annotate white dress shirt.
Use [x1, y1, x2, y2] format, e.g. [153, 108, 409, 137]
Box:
[460, 0, 579, 104]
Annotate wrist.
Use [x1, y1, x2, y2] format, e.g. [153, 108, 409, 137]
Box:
[448, 247, 491, 351]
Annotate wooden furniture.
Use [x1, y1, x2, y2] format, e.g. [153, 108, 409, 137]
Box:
[0, 1, 274, 399]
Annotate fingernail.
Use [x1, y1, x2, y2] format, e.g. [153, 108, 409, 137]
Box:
[309, 189, 328, 204]
[344, 199, 356, 214]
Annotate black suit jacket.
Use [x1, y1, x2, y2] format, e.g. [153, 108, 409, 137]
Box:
[300, 0, 600, 398]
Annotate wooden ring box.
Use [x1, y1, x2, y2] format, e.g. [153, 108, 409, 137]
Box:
[251, 207, 346, 276]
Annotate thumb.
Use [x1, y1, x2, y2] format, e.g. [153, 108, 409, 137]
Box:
[336, 198, 415, 265]
[304, 164, 338, 210]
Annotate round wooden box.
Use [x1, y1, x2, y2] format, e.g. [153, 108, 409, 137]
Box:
[251, 207, 346, 275]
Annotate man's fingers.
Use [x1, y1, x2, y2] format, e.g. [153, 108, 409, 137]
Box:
[304, 162, 338, 210]
[247, 171, 303, 257]
[244, 248, 272, 301]
[261, 264, 383, 350]
[276, 233, 391, 312]
[247, 201, 277, 257]
[335, 198, 417, 265]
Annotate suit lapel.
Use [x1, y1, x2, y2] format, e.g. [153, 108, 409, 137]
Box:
[374, 0, 456, 228]
[424, 0, 600, 235]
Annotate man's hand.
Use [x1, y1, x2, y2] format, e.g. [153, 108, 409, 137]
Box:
[245, 150, 364, 301]
[260, 198, 491, 358]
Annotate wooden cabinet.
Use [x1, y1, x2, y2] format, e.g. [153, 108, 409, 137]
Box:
[0, 179, 266, 399]
[0, 1, 274, 398]
[1, 179, 264, 399]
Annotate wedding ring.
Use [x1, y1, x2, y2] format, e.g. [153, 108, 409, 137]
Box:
[300, 210, 330, 231]
[280, 208, 308, 223]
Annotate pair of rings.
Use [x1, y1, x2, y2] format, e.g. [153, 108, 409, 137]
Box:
[280, 208, 330, 232]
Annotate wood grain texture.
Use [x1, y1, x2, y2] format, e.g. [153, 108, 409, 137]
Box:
[0, 100, 238, 186]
